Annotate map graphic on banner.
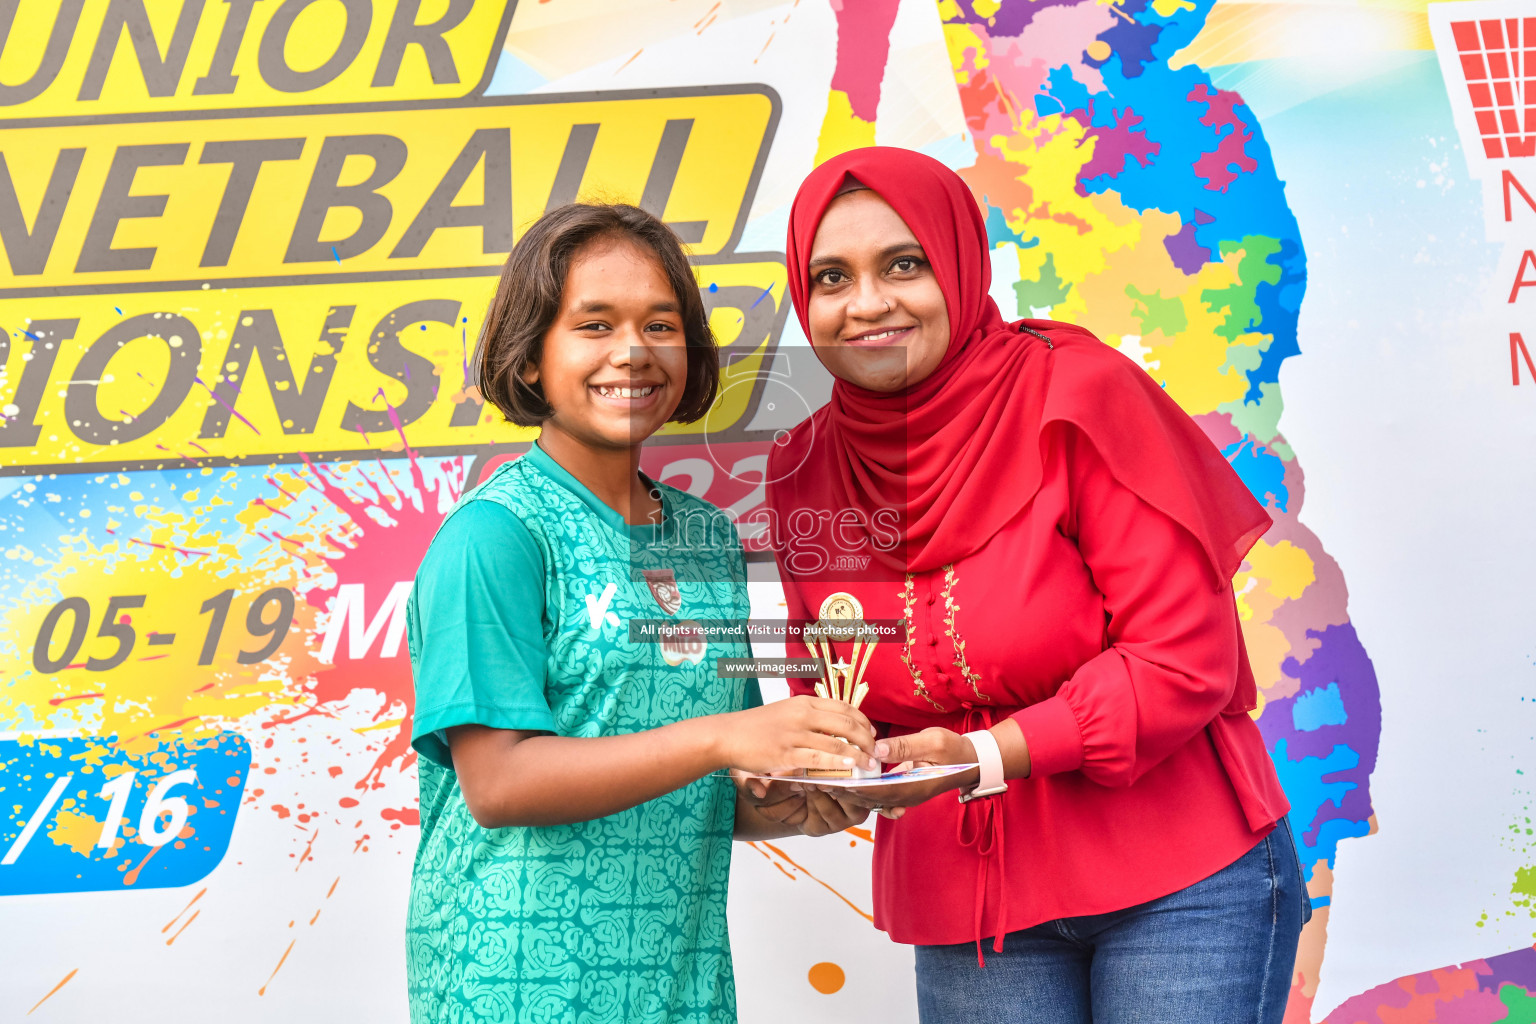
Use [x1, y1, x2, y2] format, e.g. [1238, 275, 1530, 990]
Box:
[0, 0, 1528, 1020]
[912, 1, 1371, 1019]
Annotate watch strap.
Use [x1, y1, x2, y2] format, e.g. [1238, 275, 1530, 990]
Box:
[958, 728, 1008, 802]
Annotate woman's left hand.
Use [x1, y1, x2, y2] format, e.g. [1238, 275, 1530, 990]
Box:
[833, 728, 981, 810]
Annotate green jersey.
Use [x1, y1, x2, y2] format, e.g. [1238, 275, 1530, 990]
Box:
[406, 442, 760, 1024]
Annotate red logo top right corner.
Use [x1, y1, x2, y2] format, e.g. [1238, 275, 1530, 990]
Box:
[1445, 12, 1535, 159]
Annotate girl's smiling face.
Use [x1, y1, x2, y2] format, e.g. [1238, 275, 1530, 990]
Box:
[523, 235, 689, 452]
[805, 189, 951, 393]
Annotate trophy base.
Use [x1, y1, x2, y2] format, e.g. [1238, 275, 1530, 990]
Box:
[805, 765, 879, 779]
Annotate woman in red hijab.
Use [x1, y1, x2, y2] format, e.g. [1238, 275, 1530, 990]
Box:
[759, 147, 1309, 1022]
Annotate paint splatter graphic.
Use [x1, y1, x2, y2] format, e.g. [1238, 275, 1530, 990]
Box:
[844, 0, 1536, 1018]
[803, 0, 1528, 1016]
[0, 448, 466, 895]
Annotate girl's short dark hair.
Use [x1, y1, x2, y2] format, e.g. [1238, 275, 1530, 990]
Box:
[476, 203, 720, 427]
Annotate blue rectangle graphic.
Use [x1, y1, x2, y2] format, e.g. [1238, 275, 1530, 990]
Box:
[0, 731, 250, 896]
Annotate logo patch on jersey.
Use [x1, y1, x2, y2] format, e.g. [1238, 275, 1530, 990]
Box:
[641, 569, 682, 616]
[660, 620, 708, 666]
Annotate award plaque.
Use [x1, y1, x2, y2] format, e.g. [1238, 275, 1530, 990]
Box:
[805, 592, 879, 779]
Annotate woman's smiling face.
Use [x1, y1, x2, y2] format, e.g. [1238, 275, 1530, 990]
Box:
[805, 189, 951, 393]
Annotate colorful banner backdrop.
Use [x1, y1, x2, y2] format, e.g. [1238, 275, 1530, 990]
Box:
[0, 0, 1530, 1021]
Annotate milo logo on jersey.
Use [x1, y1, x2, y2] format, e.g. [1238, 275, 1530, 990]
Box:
[659, 621, 709, 667]
[637, 572, 706, 666]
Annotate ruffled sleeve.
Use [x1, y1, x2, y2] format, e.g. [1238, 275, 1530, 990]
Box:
[1011, 425, 1247, 786]
[1031, 325, 1272, 591]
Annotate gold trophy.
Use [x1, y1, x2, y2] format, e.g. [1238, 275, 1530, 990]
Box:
[804, 592, 879, 779]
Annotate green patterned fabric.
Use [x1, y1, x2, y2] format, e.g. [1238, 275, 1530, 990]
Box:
[406, 442, 760, 1024]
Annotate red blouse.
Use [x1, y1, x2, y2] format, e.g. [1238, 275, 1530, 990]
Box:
[778, 424, 1289, 952]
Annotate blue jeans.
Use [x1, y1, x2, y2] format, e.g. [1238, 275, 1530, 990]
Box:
[914, 818, 1312, 1024]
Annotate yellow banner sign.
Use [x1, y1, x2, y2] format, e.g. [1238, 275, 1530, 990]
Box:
[0, 0, 514, 116]
[0, 256, 787, 472]
[0, 88, 779, 292]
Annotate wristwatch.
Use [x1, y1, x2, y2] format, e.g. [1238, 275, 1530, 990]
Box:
[958, 728, 1009, 802]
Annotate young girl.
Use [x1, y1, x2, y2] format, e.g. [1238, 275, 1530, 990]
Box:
[404, 203, 876, 1024]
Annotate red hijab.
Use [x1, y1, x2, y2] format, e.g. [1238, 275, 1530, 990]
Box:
[768, 146, 1270, 588]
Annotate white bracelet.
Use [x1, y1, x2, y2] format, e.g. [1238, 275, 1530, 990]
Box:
[958, 728, 1008, 802]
